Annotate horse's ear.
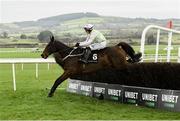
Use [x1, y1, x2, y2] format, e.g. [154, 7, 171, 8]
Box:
[50, 36, 54, 42]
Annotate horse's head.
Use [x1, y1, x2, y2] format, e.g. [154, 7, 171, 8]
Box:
[41, 36, 57, 59]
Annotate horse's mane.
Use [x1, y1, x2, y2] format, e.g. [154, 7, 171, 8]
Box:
[54, 40, 72, 51]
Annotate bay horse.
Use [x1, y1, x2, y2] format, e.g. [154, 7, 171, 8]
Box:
[41, 36, 141, 97]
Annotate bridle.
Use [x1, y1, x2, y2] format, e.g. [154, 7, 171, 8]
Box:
[47, 41, 84, 62]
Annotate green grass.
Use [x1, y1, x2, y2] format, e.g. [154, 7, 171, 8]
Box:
[132, 44, 180, 55]
[1, 48, 180, 119]
[0, 38, 38, 44]
[62, 17, 105, 26]
[0, 48, 43, 58]
[1, 90, 180, 120]
[55, 17, 106, 35]
[0, 52, 41, 58]
[0, 64, 180, 120]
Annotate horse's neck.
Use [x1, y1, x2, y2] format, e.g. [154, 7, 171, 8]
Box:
[53, 41, 72, 67]
[53, 52, 64, 67]
[55, 41, 72, 57]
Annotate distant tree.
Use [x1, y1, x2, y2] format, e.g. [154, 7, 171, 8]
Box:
[146, 34, 156, 44]
[20, 34, 27, 39]
[133, 31, 142, 38]
[2, 32, 8, 38]
[128, 38, 133, 43]
[28, 35, 37, 39]
[37, 30, 53, 42]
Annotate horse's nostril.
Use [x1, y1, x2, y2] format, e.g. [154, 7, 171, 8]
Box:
[41, 54, 44, 58]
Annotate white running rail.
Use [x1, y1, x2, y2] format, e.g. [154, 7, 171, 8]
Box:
[140, 25, 180, 62]
[0, 58, 55, 91]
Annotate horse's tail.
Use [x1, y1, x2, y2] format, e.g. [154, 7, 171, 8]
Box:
[117, 42, 142, 63]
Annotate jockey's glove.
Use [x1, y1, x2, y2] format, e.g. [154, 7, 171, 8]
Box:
[75, 43, 80, 47]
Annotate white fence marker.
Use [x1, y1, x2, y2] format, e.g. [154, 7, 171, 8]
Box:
[0, 58, 55, 91]
[167, 32, 172, 62]
[140, 25, 180, 62]
[36, 63, 38, 78]
[12, 63, 16, 91]
[155, 29, 160, 62]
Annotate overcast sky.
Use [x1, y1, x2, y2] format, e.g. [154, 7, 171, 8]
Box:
[0, 0, 180, 23]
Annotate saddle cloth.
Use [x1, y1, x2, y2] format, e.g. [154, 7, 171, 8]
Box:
[87, 52, 98, 63]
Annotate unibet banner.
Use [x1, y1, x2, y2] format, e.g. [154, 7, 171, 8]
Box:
[67, 79, 81, 94]
[105, 84, 123, 102]
[123, 86, 140, 105]
[79, 81, 93, 96]
[67, 79, 180, 112]
[159, 89, 180, 111]
[93, 82, 107, 99]
[138, 88, 161, 108]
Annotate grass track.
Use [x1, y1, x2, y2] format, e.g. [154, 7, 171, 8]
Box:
[1, 89, 180, 120]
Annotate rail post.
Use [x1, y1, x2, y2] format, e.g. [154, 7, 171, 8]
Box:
[12, 63, 16, 91]
[35, 63, 38, 78]
[140, 25, 180, 62]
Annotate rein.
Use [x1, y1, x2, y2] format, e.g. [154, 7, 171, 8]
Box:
[62, 47, 84, 61]
[52, 41, 84, 62]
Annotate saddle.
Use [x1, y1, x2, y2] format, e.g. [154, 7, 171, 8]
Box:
[79, 48, 99, 63]
[86, 51, 98, 63]
[71, 47, 106, 63]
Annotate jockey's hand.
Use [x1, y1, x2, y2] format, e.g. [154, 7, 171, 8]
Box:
[75, 43, 80, 47]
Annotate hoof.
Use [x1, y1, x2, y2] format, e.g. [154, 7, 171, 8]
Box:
[98, 93, 104, 100]
[48, 93, 54, 97]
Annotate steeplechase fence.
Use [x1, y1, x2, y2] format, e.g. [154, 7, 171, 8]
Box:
[67, 25, 180, 112]
[67, 79, 180, 112]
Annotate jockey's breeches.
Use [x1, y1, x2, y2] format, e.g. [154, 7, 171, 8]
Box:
[89, 41, 107, 50]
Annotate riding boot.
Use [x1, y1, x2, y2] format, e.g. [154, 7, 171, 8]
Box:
[132, 52, 142, 62]
[80, 47, 91, 63]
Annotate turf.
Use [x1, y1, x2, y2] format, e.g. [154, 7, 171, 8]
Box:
[1, 89, 180, 120]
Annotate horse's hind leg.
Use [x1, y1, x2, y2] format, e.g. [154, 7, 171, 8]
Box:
[48, 71, 71, 97]
[117, 42, 135, 58]
[117, 42, 142, 63]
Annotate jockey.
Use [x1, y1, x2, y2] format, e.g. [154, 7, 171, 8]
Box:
[75, 24, 107, 63]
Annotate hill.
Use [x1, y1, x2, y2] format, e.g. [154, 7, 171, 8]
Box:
[1, 12, 180, 34]
[0, 12, 180, 45]
[14, 12, 100, 28]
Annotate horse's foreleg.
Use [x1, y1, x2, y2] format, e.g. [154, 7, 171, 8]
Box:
[48, 71, 71, 97]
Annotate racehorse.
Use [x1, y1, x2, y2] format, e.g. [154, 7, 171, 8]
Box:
[41, 36, 141, 97]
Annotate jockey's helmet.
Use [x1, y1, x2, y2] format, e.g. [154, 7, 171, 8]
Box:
[84, 24, 94, 31]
